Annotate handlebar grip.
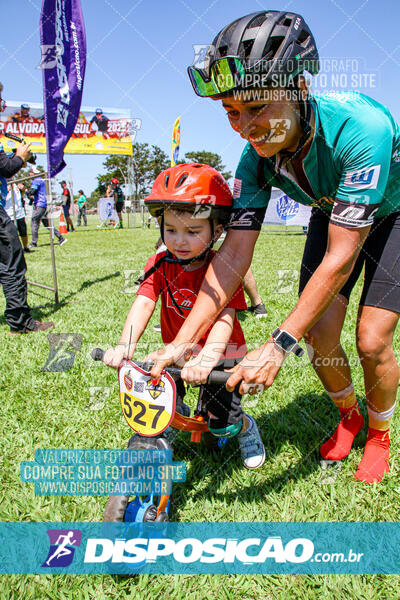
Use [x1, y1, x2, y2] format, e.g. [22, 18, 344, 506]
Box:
[91, 348, 105, 361]
[91, 352, 230, 386]
[206, 370, 230, 385]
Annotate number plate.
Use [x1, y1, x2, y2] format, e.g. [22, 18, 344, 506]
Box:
[118, 361, 176, 436]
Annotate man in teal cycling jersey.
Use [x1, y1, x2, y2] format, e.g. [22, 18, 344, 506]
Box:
[149, 11, 400, 484]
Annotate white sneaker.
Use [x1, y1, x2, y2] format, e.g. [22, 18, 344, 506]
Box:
[237, 414, 266, 469]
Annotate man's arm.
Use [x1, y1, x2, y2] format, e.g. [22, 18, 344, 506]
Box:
[180, 307, 236, 385]
[177, 228, 259, 344]
[226, 222, 370, 392]
[0, 150, 23, 177]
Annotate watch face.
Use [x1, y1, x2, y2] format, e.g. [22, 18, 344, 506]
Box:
[276, 331, 296, 352]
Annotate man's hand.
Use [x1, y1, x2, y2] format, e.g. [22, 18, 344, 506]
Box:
[145, 343, 190, 380]
[226, 339, 286, 395]
[15, 141, 31, 162]
[181, 353, 215, 386]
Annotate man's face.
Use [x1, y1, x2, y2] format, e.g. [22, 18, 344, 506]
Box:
[221, 87, 303, 157]
[21, 107, 30, 117]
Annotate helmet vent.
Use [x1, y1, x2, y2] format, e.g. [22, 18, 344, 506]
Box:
[164, 174, 170, 189]
[176, 173, 189, 188]
[298, 29, 309, 45]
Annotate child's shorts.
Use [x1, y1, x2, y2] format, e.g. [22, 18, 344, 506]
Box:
[175, 362, 243, 430]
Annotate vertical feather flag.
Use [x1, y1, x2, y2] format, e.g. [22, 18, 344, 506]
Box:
[40, 0, 86, 176]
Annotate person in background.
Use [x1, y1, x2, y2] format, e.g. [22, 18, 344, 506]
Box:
[0, 81, 53, 334]
[60, 180, 75, 232]
[105, 182, 116, 227]
[243, 269, 268, 317]
[28, 169, 66, 248]
[76, 189, 87, 227]
[5, 183, 30, 252]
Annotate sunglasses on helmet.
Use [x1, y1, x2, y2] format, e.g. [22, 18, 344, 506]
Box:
[187, 56, 247, 97]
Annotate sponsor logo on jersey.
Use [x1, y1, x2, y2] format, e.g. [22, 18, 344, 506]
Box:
[166, 288, 197, 316]
[331, 199, 379, 228]
[232, 178, 242, 199]
[343, 165, 381, 189]
[228, 209, 257, 228]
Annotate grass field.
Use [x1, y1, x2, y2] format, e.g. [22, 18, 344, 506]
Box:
[1, 215, 399, 599]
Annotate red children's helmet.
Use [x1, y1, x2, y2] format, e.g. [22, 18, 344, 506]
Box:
[111, 178, 119, 184]
[145, 163, 232, 224]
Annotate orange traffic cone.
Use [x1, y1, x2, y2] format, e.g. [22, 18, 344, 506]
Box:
[59, 211, 68, 235]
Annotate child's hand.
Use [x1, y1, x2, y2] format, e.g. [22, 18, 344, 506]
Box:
[103, 345, 127, 369]
[181, 354, 214, 385]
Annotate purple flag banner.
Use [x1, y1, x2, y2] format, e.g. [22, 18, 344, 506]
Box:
[40, 0, 86, 177]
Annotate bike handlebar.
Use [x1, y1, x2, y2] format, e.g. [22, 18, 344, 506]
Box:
[91, 348, 230, 385]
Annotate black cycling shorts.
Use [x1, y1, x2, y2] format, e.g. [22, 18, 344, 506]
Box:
[299, 208, 400, 313]
[115, 201, 124, 213]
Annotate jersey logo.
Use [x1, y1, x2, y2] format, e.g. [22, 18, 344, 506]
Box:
[167, 288, 197, 316]
[338, 206, 366, 221]
[343, 165, 381, 189]
[228, 210, 256, 227]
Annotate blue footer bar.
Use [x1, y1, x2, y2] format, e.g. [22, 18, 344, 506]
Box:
[0, 522, 397, 574]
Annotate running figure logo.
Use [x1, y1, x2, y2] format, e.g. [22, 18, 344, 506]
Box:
[42, 529, 82, 568]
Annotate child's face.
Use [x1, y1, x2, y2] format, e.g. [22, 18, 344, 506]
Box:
[163, 209, 213, 261]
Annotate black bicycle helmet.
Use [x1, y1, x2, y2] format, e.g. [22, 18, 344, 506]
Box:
[200, 11, 319, 93]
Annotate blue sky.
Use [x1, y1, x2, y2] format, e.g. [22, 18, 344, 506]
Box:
[2, 0, 400, 194]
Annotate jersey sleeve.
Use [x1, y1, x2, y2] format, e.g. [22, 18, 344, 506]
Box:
[227, 144, 271, 231]
[331, 109, 393, 228]
[226, 282, 247, 312]
[136, 254, 163, 302]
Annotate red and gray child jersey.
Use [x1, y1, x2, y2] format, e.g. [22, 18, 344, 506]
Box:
[137, 250, 247, 359]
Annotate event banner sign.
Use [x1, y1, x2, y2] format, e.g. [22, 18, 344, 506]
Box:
[40, 0, 87, 176]
[0, 103, 139, 157]
[1, 522, 400, 574]
[264, 189, 312, 227]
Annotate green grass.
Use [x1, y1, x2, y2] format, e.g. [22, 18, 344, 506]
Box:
[1, 217, 399, 599]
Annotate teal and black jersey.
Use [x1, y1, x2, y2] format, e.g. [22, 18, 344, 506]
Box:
[230, 92, 400, 229]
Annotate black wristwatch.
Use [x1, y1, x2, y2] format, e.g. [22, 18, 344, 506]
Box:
[272, 328, 304, 357]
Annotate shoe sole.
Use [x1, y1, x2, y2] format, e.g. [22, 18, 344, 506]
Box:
[243, 452, 266, 470]
[9, 326, 55, 337]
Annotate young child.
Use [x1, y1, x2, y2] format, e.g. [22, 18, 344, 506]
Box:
[104, 163, 265, 469]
